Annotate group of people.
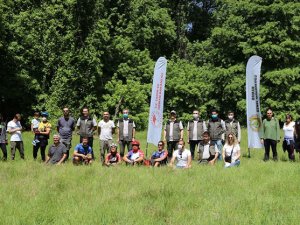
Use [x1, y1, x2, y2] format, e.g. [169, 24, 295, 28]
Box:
[0, 106, 298, 168]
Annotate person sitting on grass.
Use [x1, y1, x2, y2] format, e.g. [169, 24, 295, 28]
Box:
[104, 143, 121, 167]
[169, 140, 192, 169]
[151, 141, 168, 167]
[45, 134, 67, 165]
[123, 140, 144, 165]
[198, 131, 219, 165]
[73, 137, 93, 165]
[222, 133, 241, 168]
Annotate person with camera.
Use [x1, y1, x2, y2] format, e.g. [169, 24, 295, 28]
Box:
[222, 133, 241, 168]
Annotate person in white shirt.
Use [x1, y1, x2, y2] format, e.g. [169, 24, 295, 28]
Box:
[198, 131, 219, 165]
[98, 111, 115, 162]
[222, 133, 241, 168]
[282, 114, 295, 161]
[169, 140, 191, 169]
[7, 114, 24, 160]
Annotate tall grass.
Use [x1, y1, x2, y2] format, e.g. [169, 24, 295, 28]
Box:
[0, 129, 299, 224]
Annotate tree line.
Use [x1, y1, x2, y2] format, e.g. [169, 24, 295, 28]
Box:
[0, 0, 299, 129]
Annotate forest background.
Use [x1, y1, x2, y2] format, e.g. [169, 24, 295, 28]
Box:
[0, 0, 299, 129]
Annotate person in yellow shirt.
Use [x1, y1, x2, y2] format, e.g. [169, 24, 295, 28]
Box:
[34, 111, 51, 161]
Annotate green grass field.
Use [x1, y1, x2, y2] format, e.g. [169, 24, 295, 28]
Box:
[0, 129, 299, 225]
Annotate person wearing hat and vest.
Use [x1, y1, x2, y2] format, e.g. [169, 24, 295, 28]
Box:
[76, 107, 97, 152]
[187, 110, 207, 160]
[33, 111, 51, 161]
[224, 111, 241, 143]
[207, 108, 226, 159]
[117, 109, 136, 157]
[198, 131, 219, 165]
[123, 140, 144, 165]
[57, 107, 75, 161]
[164, 110, 183, 160]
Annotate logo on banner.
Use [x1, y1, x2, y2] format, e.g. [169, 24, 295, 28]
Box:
[249, 115, 261, 131]
[150, 110, 162, 127]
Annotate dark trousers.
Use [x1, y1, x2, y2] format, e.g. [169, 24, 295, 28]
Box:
[80, 136, 94, 159]
[283, 140, 295, 161]
[10, 141, 24, 160]
[119, 140, 132, 157]
[264, 139, 278, 160]
[167, 141, 179, 159]
[61, 139, 72, 160]
[189, 140, 200, 159]
[33, 142, 47, 161]
[0, 143, 7, 160]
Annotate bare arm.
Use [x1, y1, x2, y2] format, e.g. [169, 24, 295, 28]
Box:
[186, 154, 192, 168]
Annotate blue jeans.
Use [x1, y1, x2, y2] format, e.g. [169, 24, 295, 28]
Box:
[212, 139, 223, 160]
[225, 160, 240, 168]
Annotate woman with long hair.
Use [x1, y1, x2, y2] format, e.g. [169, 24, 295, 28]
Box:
[222, 133, 241, 168]
[282, 114, 295, 161]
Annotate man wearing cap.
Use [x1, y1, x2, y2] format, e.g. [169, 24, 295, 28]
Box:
[207, 108, 226, 159]
[164, 110, 184, 159]
[187, 110, 207, 159]
[117, 109, 136, 157]
[34, 111, 51, 161]
[104, 143, 121, 166]
[98, 111, 115, 162]
[57, 107, 75, 161]
[73, 137, 93, 165]
[123, 140, 144, 165]
[224, 111, 241, 143]
[45, 134, 67, 165]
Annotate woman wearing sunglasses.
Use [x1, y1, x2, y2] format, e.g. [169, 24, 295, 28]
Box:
[169, 140, 192, 169]
[222, 133, 241, 168]
[151, 141, 168, 167]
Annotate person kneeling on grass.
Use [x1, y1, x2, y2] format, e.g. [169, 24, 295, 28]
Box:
[104, 143, 121, 167]
[222, 133, 241, 168]
[123, 140, 144, 166]
[151, 141, 168, 167]
[169, 140, 191, 169]
[73, 137, 93, 165]
[198, 131, 219, 165]
[45, 135, 67, 165]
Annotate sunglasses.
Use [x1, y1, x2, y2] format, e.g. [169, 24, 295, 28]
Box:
[158, 144, 163, 146]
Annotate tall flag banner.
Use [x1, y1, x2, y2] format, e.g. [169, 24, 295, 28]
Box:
[246, 55, 263, 148]
[147, 57, 167, 145]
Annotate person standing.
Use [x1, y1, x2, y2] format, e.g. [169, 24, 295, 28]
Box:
[224, 111, 241, 143]
[34, 112, 51, 161]
[76, 107, 97, 149]
[187, 110, 206, 159]
[117, 109, 136, 157]
[45, 135, 67, 165]
[207, 108, 226, 159]
[260, 108, 280, 161]
[164, 110, 184, 160]
[57, 107, 75, 160]
[7, 114, 24, 160]
[0, 114, 8, 160]
[98, 111, 115, 162]
[282, 114, 295, 161]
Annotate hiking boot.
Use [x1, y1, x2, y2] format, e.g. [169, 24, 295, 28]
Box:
[263, 155, 269, 161]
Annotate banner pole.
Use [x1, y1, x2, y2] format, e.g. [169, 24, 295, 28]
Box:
[248, 148, 251, 158]
[146, 142, 149, 158]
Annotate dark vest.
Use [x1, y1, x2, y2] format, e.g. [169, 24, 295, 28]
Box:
[225, 119, 239, 138]
[165, 120, 181, 142]
[207, 118, 224, 140]
[118, 118, 134, 141]
[198, 142, 216, 161]
[188, 120, 204, 140]
[79, 116, 94, 137]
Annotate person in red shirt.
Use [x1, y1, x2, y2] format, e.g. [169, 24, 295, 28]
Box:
[123, 140, 144, 165]
[104, 143, 121, 166]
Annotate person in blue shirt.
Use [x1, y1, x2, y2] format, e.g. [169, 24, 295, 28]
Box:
[151, 141, 168, 167]
[73, 137, 93, 165]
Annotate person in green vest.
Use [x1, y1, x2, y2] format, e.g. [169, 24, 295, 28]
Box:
[260, 108, 280, 161]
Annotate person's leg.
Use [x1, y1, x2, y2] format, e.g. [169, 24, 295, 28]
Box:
[40, 145, 46, 162]
[127, 141, 132, 154]
[88, 137, 95, 159]
[19, 141, 25, 159]
[189, 140, 196, 160]
[167, 142, 173, 160]
[0, 143, 7, 160]
[33, 142, 40, 160]
[289, 141, 295, 161]
[100, 140, 105, 162]
[119, 141, 126, 158]
[263, 139, 271, 161]
[229, 160, 240, 167]
[62, 139, 71, 161]
[215, 139, 223, 160]
[10, 141, 16, 160]
[270, 139, 278, 160]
